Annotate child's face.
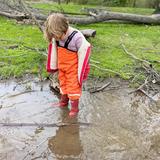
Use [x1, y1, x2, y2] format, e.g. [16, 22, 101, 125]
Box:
[53, 33, 65, 41]
[53, 34, 61, 41]
[60, 33, 66, 40]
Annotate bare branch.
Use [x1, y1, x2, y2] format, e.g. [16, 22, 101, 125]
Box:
[90, 63, 121, 76]
[90, 82, 111, 93]
[0, 122, 92, 127]
[120, 38, 151, 67]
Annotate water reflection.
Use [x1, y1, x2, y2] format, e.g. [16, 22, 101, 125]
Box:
[48, 108, 83, 159]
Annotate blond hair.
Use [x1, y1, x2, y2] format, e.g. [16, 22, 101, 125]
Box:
[44, 13, 69, 42]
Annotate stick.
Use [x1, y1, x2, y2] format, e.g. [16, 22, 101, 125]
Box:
[139, 88, 156, 102]
[0, 122, 92, 128]
[120, 38, 151, 66]
[90, 58, 100, 64]
[0, 53, 28, 58]
[90, 63, 121, 76]
[90, 82, 111, 93]
[0, 45, 19, 49]
[129, 77, 149, 94]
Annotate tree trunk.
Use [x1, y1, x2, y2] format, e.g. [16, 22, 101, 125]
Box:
[153, 0, 160, 14]
[65, 0, 70, 4]
[132, 0, 136, 7]
[67, 11, 160, 24]
[154, 0, 160, 9]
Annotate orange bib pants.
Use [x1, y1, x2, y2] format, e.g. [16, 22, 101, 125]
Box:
[57, 47, 81, 100]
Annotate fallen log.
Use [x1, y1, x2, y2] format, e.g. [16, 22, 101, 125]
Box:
[80, 29, 96, 38]
[0, 10, 27, 21]
[67, 11, 160, 24]
[0, 5, 160, 25]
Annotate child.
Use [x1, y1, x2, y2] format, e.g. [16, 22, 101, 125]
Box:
[44, 13, 91, 117]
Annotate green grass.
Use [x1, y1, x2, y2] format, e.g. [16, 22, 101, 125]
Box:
[0, 3, 160, 81]
[76, 23, 160, 79]
[0, 17, 47, 79]
[110, 7, 154, 15]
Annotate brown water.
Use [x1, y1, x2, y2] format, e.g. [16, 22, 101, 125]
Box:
[0, 78, 160, 160]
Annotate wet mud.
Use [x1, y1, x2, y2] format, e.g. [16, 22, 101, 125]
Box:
[0, 78, 160, 160]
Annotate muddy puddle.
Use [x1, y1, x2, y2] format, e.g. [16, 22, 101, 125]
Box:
[0, 77, 160, 160]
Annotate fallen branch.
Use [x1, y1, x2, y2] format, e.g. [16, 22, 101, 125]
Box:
[8, 90, 36, 98]
[67, 11, 160, 24]
[90, 82, 111, 93]
[0, 122, 92, 128]
[0, 45, 19, 49]
[1, 2, 160, 25]
[0, 53, 28, 58]
[120, 38, 151, 67]
[80, 29, 96, 38]
[90, 59, 100, 64]
[0, 10, 27, 20]
[139, 88, 157, 102]
[129, 72, 160, 102]
[129, 77, 149, 94]
[90, 63, 121, 76]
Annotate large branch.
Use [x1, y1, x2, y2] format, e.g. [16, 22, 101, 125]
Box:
[0, 7, 160, 25]
[0, 10, 27, 21]
[67, 11, 160, 24]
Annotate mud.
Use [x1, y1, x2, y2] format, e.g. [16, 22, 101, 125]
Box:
[0, 77, 160, 160]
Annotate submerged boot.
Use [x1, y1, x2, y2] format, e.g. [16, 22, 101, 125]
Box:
[69, 99, 79, 117]
[52, 94, 69, 107]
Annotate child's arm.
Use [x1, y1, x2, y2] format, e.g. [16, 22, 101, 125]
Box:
[46, 39, 58, 73]
[76, 34, 91, 85]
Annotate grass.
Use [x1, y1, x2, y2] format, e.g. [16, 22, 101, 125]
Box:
[30, 2, 154, 15]
[0, 3, 160, 81]
[0, 17, 47, 79]
[79, 23, 160, 79]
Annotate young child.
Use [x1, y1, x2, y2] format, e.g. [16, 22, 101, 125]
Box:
[44, 13, 91, 117]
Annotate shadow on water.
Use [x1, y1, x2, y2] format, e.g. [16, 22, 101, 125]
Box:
[0, 78, 160, 160]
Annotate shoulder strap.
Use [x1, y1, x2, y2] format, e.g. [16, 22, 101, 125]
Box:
[64, 31, 78, 49]
[56, 41, 59, 46]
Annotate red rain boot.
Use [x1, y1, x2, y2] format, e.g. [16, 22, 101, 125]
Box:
[52, 94, 69, 107]
[69, 99, 79, 117]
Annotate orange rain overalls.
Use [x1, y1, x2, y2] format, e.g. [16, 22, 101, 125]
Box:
[57, 32, 81, 101]
[47, 29, 91, 116]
